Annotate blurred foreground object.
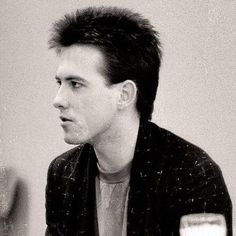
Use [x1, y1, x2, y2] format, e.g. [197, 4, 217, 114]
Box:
[0, 167, 28, 236]
[0, 167, 18, 218]
[180, 213, 226, 236]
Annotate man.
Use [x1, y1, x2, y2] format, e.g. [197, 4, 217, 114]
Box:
[46, 7, 232, 235]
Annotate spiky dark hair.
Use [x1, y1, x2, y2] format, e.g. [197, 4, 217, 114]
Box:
[49, 7, 162, 120]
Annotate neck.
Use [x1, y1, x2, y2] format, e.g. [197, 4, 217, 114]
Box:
[92, 113, 140, 173]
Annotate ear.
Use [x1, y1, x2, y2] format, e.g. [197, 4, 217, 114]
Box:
[117, 80, 137, 110]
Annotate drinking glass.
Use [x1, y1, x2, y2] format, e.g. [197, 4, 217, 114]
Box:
[180, 213, 226, 236]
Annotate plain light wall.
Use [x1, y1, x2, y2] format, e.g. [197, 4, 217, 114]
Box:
[0, 1, 235, 235]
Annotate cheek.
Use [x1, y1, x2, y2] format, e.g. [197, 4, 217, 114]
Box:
[84, 91, 116, 115]
[84, 96, 117, 129]
[94, 95, 116, 117]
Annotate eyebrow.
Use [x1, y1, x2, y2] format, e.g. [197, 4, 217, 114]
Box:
[55, 76, 88, 84]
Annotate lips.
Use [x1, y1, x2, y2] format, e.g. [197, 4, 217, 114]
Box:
[59, 116, 73, 122]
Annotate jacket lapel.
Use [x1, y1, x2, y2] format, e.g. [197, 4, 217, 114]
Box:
[60, 144, 98, 235]
[127, 121, 167, 235]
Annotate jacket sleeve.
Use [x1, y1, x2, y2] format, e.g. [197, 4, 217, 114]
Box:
[163, 155, 232, 236]
[45, 158, 62, 236]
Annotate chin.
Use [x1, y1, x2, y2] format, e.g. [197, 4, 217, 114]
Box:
[63, 134, 88, 145]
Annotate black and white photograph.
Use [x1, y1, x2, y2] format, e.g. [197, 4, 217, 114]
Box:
[0, 1, 235, 235]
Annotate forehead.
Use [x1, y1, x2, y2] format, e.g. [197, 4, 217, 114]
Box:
[56, 45, 107, 79]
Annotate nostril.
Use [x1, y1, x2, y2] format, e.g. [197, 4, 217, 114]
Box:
[53, 95, 62, 108]
[52, 98, 59, 108]
[53, 96, 68, 109]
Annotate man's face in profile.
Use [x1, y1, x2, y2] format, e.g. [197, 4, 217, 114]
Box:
[53, 45, 120, 145]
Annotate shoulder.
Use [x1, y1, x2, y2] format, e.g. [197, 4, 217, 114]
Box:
[148, 122, 226, 196]
[148, 121, 219, 173]
[149, 123, 230, 201]
[147, 123, 232, 234]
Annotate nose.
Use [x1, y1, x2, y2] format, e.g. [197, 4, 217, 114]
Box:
[53, 86, 69, 110]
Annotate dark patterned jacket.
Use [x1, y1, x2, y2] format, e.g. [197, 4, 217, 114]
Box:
[45, 121, 232, 235]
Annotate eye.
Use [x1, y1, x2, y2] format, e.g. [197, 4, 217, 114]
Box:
[71, 81, 82, 88]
